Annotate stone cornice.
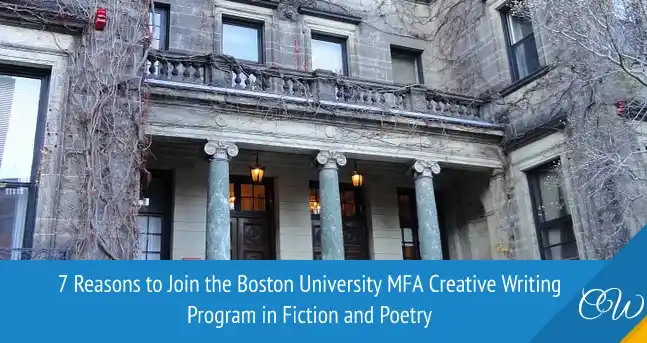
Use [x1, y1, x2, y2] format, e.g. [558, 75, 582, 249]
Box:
[146, 81, 504, 143]
[0, 0, 88, 35]
[297, 6, 362, 25]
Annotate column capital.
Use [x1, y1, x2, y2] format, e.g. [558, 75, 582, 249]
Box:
[413, 160, 441, 178]
[316, 151, 347, 169]
[204, 140, 238, 160]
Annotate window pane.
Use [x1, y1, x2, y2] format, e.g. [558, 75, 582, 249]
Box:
[0, 187, 29, 252]
[149, 9, 166, 50]
[401, 227, 414, 243]
[254, 185, 265, 197]
[342, 190, 355, 203]
[241, 184, 253, 197]
[138, 232, 147, 251]
[223, 23, 260, 62]
[0, 75, 42, 183]
[148, 217, 162, 234]
[398, 194, 412, 225]
[312, 38, 344, 74]
[242, 198, 254, 211]
[535, 166, 568, 222]
[402, 245, 418, 260]
[513, 35, 540, 79]
[543, 241, 579, 260]
[147, 234, 162, 252]
[342, 203, 356, 217]
[541, 223, 575, 248]
[137, 216, 148, 233]
[391, 54, 418, 84]
[254, 198, 266, 211]
[507, 14, 534, 44]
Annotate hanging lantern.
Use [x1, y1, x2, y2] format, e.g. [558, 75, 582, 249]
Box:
[250, 152, 266, 184]
[351, 162, 363, 187]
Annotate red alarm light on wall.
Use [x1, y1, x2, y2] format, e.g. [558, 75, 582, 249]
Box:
[616, 100, 626, 115]
[95, 8, 107, 31]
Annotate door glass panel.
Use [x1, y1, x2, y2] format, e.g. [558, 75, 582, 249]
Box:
[137, 215, 163, 260]
[341, 190, 356, 217]
[239, 183, 266, 212]
[148, 217, 162, 234]
[255, 198, 266, 211]
[241, 184, 253, 197]
[242, 198, 254, 211]
[0, 187, 29, 255]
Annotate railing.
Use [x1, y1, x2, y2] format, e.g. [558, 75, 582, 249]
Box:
[145, 51, 485, 120]
[0, 248, 69, 260]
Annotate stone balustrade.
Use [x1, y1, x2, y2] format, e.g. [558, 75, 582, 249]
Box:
[145, 50, 485, 121]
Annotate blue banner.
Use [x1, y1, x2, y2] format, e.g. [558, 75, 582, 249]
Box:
[1, 229, 646, 342]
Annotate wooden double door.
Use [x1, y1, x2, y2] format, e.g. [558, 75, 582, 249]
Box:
[228, 176, 275, 260]
[311, 182, 369, 260]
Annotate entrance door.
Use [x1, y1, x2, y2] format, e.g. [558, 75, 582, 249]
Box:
[137, 170, 173, 260]
[310, 182, 369, 260]
[228, 176, 274, 260]
[396, 188, 449, 260]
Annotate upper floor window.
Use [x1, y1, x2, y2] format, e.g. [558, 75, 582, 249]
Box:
[222, 17, 263, 63]
[311, 33, 348, 75]
[527, 161, 579, 260]
[149, 4, 169, 50]
[390, 46, 423, 85]
[0, 67, 48, 259]
[501, 6, 540, 82]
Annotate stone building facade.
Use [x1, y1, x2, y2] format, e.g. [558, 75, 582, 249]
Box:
[0, 0, 643, 260]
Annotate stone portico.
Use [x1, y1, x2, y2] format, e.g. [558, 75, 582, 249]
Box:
[139, 48, 507, 261]
[198, 141, 446, 260]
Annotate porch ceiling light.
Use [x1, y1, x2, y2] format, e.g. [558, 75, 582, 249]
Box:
[250, 152, 266, 184]
[351, 162, 363, 188]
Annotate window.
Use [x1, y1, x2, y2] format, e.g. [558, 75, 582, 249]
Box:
[222, 17, 263, 63]
[397, 189, 421, 260]
[311, 33, 348, 75]
[527, 161, 579, 260]
[501, 6, 540, 81]
[149, 4, 169, 50]
[228, 179, 268, 212]
[390, 47, 423, 85]
[0, 67, 48, 259]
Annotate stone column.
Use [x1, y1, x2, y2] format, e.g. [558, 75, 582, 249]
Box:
[412, 160, 443, 260]
[204, 140, 239, 260]
[316, 151, 347, 260]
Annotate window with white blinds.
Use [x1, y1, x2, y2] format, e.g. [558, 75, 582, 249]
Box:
[0, 71, 45, 258]
[0, 75, 41, 184]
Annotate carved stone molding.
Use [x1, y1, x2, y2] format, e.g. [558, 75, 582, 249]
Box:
[204, 141, 239, 161]
[316, 151, 347, 169]
[491, 168, 505, 179]
[413, 160, 441, 178]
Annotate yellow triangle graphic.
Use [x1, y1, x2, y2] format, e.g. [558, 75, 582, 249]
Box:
[622, 316, 647, 343]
